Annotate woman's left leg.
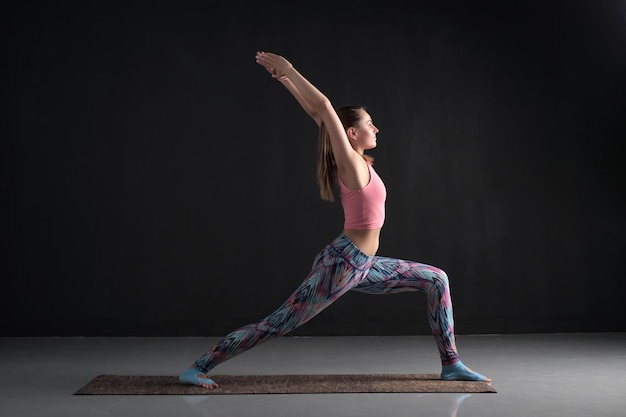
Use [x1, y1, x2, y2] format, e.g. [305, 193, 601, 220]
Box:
[351, 256, 490, 382]
[352, 256, 458, 365]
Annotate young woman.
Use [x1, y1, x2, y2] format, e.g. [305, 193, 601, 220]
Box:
[179, 51, 490, 388]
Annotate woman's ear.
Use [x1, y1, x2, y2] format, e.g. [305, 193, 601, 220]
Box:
[347, 127, 357, 140]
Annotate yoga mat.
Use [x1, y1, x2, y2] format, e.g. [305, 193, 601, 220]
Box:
[74, 374, 497, 395]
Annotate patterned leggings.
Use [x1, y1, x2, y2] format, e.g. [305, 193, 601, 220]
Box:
[192, 234, 459, 373]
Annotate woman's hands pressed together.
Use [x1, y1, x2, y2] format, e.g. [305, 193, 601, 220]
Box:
[255, 51, 293, 80]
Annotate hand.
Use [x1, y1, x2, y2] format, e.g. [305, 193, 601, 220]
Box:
[255, 51, 293, 80]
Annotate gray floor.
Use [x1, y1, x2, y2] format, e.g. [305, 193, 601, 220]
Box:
[1, 333, 625, 417]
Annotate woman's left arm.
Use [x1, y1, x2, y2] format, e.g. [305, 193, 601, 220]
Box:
[257, 55, 322, 127]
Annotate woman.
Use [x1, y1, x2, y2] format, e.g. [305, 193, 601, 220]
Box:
[179, 51, 490, 388]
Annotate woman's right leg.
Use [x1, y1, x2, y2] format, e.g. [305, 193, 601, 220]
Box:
[181, 234, 373, 386]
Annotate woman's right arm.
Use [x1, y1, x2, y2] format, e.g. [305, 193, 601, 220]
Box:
[255, 51, 363, 176]
[256, 53, 321, 125]
[279, 77, 323, 127]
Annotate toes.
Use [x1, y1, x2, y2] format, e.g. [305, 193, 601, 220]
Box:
[198, 378, 218, 389]
[180, 368, 219, 388]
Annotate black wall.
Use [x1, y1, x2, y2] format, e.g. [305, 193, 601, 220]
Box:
[3, 1, 625, 336]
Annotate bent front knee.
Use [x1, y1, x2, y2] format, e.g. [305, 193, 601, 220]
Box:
[432, 268, 450, 287]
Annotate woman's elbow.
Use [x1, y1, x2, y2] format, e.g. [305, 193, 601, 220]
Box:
[315, 98, 334, 117]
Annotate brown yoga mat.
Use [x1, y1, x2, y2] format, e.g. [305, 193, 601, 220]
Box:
[74, 374, 497, 395]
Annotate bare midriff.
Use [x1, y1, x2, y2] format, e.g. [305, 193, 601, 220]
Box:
[342, 228, 381, 257]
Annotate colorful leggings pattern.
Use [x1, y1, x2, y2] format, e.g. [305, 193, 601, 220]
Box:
[192, 234, 459, 373]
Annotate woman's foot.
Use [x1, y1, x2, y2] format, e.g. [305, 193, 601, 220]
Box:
[179, 367, 219, 389]
[441, 361, 491, 382]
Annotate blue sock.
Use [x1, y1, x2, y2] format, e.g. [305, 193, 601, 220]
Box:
[441, 361, 489, 382]
[179, 367, 217, 387]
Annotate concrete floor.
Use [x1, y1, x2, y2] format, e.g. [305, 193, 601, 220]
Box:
[1, 333, 624, 417]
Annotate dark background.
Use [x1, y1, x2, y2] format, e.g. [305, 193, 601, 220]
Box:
[3, 0, 625, 337]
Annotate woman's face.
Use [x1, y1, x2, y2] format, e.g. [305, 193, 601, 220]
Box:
[353, 110, 379, 150]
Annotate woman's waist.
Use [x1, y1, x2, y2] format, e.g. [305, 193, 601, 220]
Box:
[342, 228, 381, 256]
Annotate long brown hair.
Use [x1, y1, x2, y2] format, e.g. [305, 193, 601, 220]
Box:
[316, 105, 374, 202]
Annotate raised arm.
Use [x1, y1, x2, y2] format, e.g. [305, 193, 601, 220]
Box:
[282, 77, 323, 126]
[256, 54, 320, 124]
[255, 51, 366, 180]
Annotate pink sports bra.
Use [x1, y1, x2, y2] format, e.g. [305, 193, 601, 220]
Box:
[337, 164, 386, 230]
